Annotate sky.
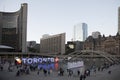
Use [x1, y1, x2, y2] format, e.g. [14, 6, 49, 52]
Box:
[0, 0, 120, 43]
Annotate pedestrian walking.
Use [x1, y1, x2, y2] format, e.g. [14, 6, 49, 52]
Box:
[108, 70, 111, 74]
[48, 70, 50, 75]
[68, 69, 73, 77]
[82, 74, 86, 80]
[16, 70, 20, 76]
[37, 70, 39, 75]
[77, 70, 80, 76]
[0, 66, 3, 71]
[80, 75, 83, 80]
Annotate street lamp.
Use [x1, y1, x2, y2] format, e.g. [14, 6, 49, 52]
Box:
[116, 46, 119, 55]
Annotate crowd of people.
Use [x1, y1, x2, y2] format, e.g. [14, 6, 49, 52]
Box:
[0, 58, 119, 80]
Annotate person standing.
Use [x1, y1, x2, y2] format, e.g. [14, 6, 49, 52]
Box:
[80, 75, 83, 80]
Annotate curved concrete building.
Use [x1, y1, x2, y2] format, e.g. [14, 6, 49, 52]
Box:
[0, 3, 27, 53]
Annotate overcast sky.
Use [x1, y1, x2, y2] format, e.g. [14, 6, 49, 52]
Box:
[0, 0, 120, 43]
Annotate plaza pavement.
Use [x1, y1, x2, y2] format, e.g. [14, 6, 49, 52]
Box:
[0, 62, 120, 80]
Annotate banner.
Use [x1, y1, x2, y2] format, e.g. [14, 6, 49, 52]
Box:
[67, 61, 84, 69]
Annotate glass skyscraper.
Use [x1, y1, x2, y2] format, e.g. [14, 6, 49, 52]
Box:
[73, 23, 88, 41]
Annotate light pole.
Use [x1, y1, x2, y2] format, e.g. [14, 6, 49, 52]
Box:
[118, 38, 120, 55]
[116, 46, 119, 55]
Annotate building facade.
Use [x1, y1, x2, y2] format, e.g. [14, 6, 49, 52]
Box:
[27, 41, 36, 48]
[27, 41, 40, 53]
[40, 33, 65, 54]
[83, 33, 120, 55]
[73, 23, 88, 41]
[0, 3, 27, 53]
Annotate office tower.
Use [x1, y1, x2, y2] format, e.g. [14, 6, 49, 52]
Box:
[118, 7, 120, 34]
[0, 3, 27, 53]
[73, 23, 88, 41]
[40, 33, 65, 54]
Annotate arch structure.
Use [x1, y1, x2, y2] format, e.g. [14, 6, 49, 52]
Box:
[64, 50, 119, 63]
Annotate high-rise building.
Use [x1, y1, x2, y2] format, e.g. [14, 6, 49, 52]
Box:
[40, 33, 65, 54]
[118, 7, 120, 34]
[0, 3, 27, 53]
[73, 23, 88, 41]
